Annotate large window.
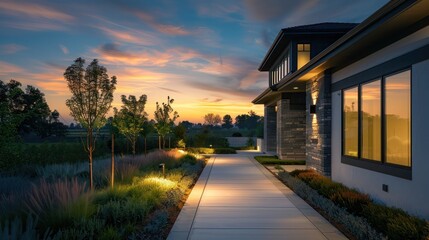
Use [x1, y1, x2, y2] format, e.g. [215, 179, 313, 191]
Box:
[343, 87, 359, 157]
[342, 69, 411, 168]
[270, 52, 291, 85]
[297, 44, 311, 69]
[361, 80, 381, 161]
[385, 71, 411, 166]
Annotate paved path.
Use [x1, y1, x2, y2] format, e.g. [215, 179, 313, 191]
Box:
[168, 151, 347, 240]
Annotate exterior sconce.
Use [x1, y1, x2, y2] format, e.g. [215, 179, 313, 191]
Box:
[310, 104, 316, 114]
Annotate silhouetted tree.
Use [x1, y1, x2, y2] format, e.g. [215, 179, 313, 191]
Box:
[203, 113, 221, 126]
[113, 94, 148, 157]
[235, 111, 262, 130]
[222, 114, 233, 129]
[64, 57, 117, 189]
[154, 96, 179, 149]
[180, 120, 194, 129]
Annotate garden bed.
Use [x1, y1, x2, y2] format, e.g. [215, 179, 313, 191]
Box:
[0, 150, 206, 239]
[268, 168, 429, 240]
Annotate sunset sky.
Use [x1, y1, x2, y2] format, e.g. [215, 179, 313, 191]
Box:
[0, 0, 388, 124]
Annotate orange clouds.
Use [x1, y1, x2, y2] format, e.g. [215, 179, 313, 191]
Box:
[133, 10, 192, 36]
[0, 61, 24, 74]
[0, 1, 73, 31]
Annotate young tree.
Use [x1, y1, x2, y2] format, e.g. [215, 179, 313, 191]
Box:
[203, 113, 221, 126]
[113, 94, 148, 157]
[64, 57, 117, 189]
[222, 114, 233, 129]
[154, 96, 179, 149]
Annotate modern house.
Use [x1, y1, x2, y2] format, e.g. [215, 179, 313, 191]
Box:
[253, 0, 429, 219]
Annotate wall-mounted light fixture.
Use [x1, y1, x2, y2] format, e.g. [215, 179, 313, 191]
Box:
[310, 104, 316, 114]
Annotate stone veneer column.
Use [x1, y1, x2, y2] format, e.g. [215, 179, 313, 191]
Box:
[306, 71, 332, 176]
[264, 105, 277, 153]
[276, 93, 306, 160]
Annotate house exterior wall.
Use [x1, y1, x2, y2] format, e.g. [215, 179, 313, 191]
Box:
[331, 30, 429, 219]
[306, 71, 332, 176]
[264, 105, 277, 153]
[276, 94, 306, 160]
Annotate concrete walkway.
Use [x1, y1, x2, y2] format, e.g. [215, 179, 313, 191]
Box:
[168, 151, 347, 240]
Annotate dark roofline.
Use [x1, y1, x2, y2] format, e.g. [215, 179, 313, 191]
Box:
[258, 22, 358, 71]
[253, 0, 420, 104]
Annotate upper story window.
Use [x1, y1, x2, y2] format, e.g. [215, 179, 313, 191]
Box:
[297, 43, 311, 69]
[270, 52, 290, 85]
[342, 69, 411, 167]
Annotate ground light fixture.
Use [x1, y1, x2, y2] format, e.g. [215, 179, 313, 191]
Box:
[310, 104, 317, 114]
[159, 163, 166, 178]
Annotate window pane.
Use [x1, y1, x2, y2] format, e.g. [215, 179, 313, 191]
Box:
[343, 87, 359, 157]
[297, 44, 310, 69]
[385, 70, 411, 166]
[361, 80, 381, 161]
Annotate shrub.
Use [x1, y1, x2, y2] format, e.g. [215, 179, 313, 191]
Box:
[179, 154, 197, 165]
[255, 156, 305, 165]
[278, 171, 383, 240]
[186, 147, 214, 154]
[232, 132, 242, 137]
[363, 204, 429, 240]
[24, 178, 90, 231]
[176, 139, 186, 148]
[287, 169, 429, 240]
[330, 190, 370, 215]
[213, 148, 236, 154]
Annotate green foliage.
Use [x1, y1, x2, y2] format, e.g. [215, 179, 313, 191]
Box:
[24, 178, 91, 232]
[0, 215, 39, 240]
[203, 113, 221, 126]
[246, 137, 254, 147]
[363, 204, 429, 240]
[0, 141, 109, 171]
[213, 148, 236, 154]
[99, 227, 121, 240]
[232, 132, 242, 137]
[64, 58, 117, 130]
[113, 94, 148, 156]
[154, 96, 179, 149]
[288, 169, 429, 240]
[254, 156, 305, 165]
[1, 150, 206, 239]
[179, 154, 197, 165]
[64, 57, 117, 189]
[278, 171, 383, 240]
[176, 139, 186, 148]
[221, 114, 233, 129]
[235, 110, 262, 130]
[186, 147, 236, 154]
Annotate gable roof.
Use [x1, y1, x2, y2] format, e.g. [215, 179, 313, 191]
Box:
[253, 0, 429, 104]
[258, 22, 358, 71]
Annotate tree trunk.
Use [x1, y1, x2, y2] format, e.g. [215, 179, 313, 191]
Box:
[89, 129, 94, 190]
[162, 136, 166, 149]
[158, 135, 161, 149]
[168, 136, 171, 149]
[132, 138, 136, 157]
[111, 133, 115, 188]
[144, 137, 147, 155]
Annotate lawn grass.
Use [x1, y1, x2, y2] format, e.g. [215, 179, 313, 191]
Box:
[254, 155, 305, 165]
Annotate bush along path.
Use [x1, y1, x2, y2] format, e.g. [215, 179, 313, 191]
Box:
[0, 150, 206, 239]
[277, 169, 429, 240]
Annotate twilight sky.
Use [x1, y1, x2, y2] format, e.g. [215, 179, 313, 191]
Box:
[0, 0, 388, 124]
